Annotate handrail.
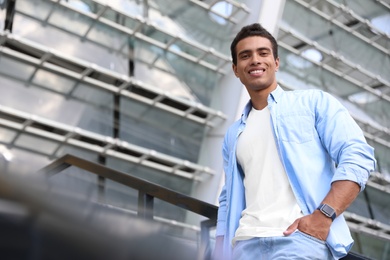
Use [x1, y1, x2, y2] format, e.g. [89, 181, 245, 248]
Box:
[37, 153, 218, 259]
[37, 154, 218, 221]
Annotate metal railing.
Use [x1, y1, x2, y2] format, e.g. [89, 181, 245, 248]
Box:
[37, 154, 218, 259]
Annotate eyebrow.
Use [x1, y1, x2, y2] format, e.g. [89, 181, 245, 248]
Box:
[238, 47, 271, 56]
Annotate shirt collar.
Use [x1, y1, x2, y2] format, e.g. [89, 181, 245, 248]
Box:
[241, 85, 284, 122]
[268, 84, 283, 104]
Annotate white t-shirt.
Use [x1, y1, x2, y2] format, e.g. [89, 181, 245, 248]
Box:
[233, 106, 303, 244]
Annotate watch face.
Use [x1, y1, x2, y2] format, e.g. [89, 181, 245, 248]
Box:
[321, 204, 334, 217]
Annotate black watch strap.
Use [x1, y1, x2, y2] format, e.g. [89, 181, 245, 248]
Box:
[317, 204, 336, 221]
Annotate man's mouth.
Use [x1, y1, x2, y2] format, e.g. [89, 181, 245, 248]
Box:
[249, 69, 265, 75]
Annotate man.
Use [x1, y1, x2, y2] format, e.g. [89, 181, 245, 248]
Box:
[214, 23, 376, 260]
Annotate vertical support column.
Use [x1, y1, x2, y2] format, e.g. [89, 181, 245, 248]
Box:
[138, 191, 154, 220]
[97, 175, 106, 203]
[198, 218, 218, 260]
[257, 0, 286, 36]
[4, 0, 16, 32]
[97, 155, 106, 203]
[113, 94, 120, 139]
[363, 189, 375, 220]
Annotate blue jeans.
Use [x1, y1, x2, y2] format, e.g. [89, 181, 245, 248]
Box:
[232, 231, 334, 260]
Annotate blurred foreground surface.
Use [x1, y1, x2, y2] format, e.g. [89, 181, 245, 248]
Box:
[0, 172, 197, 260]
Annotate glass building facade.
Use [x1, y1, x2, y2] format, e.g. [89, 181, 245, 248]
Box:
[0, 0, 389, 259]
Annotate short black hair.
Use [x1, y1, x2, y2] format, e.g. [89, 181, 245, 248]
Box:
[230, 23, 278, 65]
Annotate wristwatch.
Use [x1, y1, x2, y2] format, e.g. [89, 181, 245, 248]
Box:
[317, 204, 336, 221]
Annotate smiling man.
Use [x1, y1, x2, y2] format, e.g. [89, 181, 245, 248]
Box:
[213, 23, 376, 260]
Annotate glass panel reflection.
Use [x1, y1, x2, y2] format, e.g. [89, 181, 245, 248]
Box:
[351, 231, 390, 260]
[279, 48, 361, 97]
[365, 185, 390, 225]
[0, 69, 114, 136]
[283, 0, 390, 83]
[119, 97, 203, 162]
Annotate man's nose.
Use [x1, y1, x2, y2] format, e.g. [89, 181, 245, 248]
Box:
[250, 54, 261, 65]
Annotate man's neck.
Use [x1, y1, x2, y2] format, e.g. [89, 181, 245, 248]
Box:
[249, 84, 277, 110]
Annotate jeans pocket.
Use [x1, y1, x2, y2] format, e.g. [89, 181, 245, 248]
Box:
[295, 230, 326, 245]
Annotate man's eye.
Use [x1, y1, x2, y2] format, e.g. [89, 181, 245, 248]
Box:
[260, 52, 268, 56]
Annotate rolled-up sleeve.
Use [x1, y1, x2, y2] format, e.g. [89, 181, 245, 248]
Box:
[315, 92, 376, 191]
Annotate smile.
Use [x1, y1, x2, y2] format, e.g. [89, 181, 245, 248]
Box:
[249, 69, 265, 75]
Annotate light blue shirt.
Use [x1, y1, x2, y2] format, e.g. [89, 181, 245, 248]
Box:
[216, 86, 376, 259]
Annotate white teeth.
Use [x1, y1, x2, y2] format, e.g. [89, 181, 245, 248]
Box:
[250, 69, 264, 74]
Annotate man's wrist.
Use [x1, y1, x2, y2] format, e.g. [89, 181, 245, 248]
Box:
[317, 203, 337, 221]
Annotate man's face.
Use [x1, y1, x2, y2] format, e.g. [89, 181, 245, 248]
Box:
[232, 36, 279, 94]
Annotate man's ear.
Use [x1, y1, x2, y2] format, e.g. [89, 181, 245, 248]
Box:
[232, 63, 238, 77]
[275, 57, 280, 72]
